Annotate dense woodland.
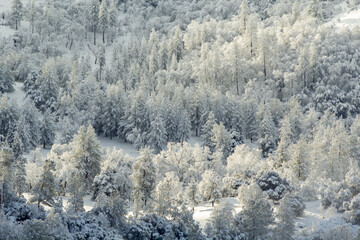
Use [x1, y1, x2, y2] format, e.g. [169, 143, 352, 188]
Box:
[1, 0, 360, 239]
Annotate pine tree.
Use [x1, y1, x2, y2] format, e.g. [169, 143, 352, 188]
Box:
[0, 61, 14, 93]
[101, 85, 124, 139]
[201, 112, 216, 149]
[154, 172, 181, 216]
[185, 180, 200, 211]
[89, 0, 99, 45]
[290, 135, 309, 181]
[29, 0, 36, 33]
[205, 202, 235, 240]
[239, 0, 249, 34]
[70, 125, 102, 191]
[67, 170, 85, 212]
[132, 147, 156, 217]
[98, 0, 108, 44]
[30, 159, 57, 208]
[40, 110, 55, 149]
[149, 45, 158, 76]
[158, 36, 168, 70]
[211, 122, 232, 160]
[199, 170, 222, 207]
[177, 109, 191, 142]
[148, 113, 167, 153]
[35, 58, 59, 111]
[0, 143, 16, 206]
[237, 182, 274, 240]
[108, 0, 117, 43]
[274, 195, 295, 240]
[275, 117, 292, 168]
[11, 0, 23, 30]
[12, 132, 26, 197]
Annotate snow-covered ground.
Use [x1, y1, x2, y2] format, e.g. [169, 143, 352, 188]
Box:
[295, 200, 359, 237]
[193, 197, 242, 230]
[326, 5, 360, 29]
[6, 81, 26, 106]
[98, 136, 139, 157]
[23, 193, 95, 212]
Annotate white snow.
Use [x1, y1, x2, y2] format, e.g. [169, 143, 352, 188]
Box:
[6, 81, 26, 106]
[98, 136, 139, 157]
[326, 5, 360, 29]
[23, 193, 95, 212]
[193, 197, 242, 230]
[294, 200, 359, 237]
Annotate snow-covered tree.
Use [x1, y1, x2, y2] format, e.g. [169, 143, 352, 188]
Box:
[199, 170, 222, 207]
[0, 61, 14, 93]
[98, 0, 108, 44]
[132, 147, 156, 217]
[205, 202, 236, 240]
[88, 0, 99, 45]
[211, 122, 232, 160]
[154, 172, 182, 216]
[239, 0, 249, 34]
[148, 113, 167, 153]
[70, 125, 102, 191]
[67, 170, 85, 213]
[289, 135, 309, 181]
[12, 132, 26, 197]
[40, 110, 55, 149]
[237, 182, 274, 240]
[11, 0, 23, 30]
[273, 194, 295, 240]
[185, 180, 200, 211]
[30, 159, 57, 208]
[201, 111, 216, 149]
[0, 143, 16, 206]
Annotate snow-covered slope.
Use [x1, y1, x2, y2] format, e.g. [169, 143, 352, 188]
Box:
[6, 81, 26, 106]
[295, 200, 358, 236]
[326, 6, 360, 29]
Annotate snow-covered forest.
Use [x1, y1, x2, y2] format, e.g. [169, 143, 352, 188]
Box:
[1, 0, 360, 239]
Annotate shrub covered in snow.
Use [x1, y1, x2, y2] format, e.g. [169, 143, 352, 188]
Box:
[124, 214, 189, 240]
[287, 194, 305, 217]
[256, 171, 291, 201]
[350, 193, 360, 225]
[4, 198, 46, 222]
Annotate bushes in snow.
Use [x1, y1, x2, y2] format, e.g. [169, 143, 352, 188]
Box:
[257, 171, 292, 201]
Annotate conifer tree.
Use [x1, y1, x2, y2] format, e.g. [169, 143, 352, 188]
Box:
[132, 147, 156, 217]
[30, 159, 57, 208]
[199, 170, 222, 207]
[185, 180, 200, 211]
[201, 112, 216, 149]
[89, 0, 99, 45]
[99, 0, 108, 44]
[148, 114, 167, 153]
[0, 143, 16, 206]
[11, 0, 23, 30]
[40, 110, 55, 149]
[239, 0, 249, 34]
[12, 132, 26, 197]
[290, 135, 309, 181]
[237, 182, 274, 239]
[70, 125, 102, 191]
[67, 170, 85, 212]
[274, 195, 295, 240]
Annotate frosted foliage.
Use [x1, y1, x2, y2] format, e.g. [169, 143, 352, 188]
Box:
[199, 170, 222, 206]
[227, 144, 262, 177]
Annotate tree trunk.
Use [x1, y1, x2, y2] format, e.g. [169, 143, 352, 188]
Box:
[236, 79, 239, 95]
[93, 26, 96, 45]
